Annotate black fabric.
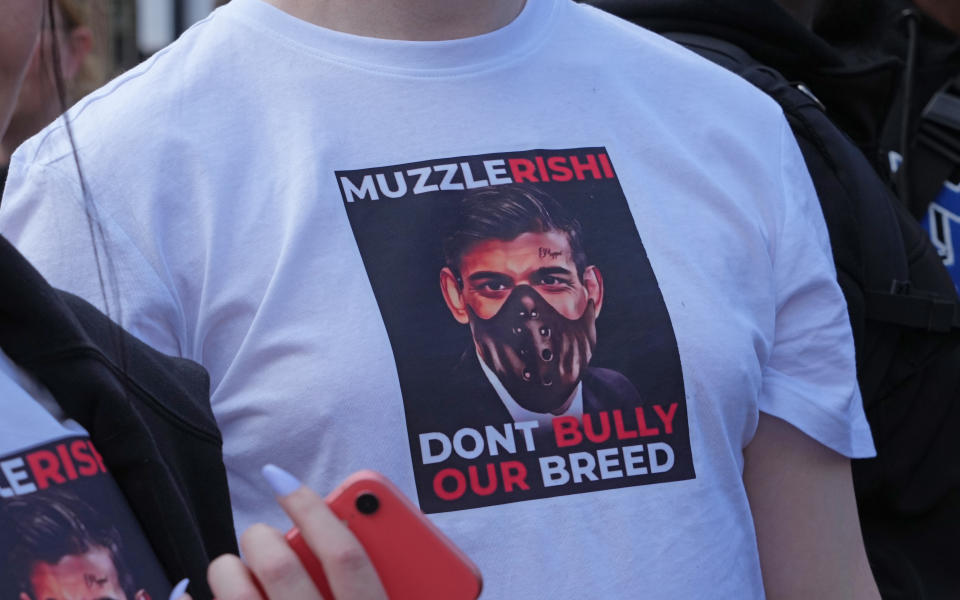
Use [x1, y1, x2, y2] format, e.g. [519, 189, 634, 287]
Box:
[815, 0, 960, 216]
[910, 74, 960, 215]
[0, 235, 237, 600]
[584, 3, 960, 596]
[588, 0, 903, 167]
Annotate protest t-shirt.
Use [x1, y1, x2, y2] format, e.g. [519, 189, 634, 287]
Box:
[0, 351, 171, 600]
[0, 0, 875, 597]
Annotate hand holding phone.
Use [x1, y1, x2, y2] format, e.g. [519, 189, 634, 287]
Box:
[209, 465, 389, 600]
[286, 470, 483, 600]
[207, 466, 482, 600]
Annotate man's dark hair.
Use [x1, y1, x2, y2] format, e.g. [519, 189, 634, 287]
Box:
[442, 184, 589, 280]
[1, 490, 137, 599]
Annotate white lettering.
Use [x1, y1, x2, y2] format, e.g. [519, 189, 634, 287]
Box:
[408, 167, 439, 194]
[539, 456, 570, 487]
[418, 432, 452, 465]
[570, 452, 598, 483]
[453, 428, 485, 460]
[1, 458, 36, 496]
[649, 442, 675, 474]
[375, 172, 407, 199]
[461, 162, 489, 188]
[483, 159, 512, 185]
[484, 424, 516, 456]
[597, 447, 623, 479]
[623, 444, 648, 476]
[340, 175, 379, 202]
[435, 163, 465, 191]
[513, 420, 539, 452]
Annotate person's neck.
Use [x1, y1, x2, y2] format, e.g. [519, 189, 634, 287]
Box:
[264, 0, 526, 41]
[914, 0, 960, 35]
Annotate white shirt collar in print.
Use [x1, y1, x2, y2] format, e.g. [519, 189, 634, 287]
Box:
[476, 351, 583, 428]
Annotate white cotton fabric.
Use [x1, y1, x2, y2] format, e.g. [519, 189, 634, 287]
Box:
[0, 0, 874, 597]
[0, 351, 81, 455]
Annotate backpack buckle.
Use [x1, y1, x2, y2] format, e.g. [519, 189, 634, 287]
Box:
[927, 298, 957, 333]
[890, 280, 912, 295]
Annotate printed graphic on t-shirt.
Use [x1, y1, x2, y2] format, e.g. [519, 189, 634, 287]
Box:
[339, 147, 694, 513]
[0, 436, 171, 600]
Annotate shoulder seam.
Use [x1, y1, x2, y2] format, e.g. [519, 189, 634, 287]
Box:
[26, 10, 221, 163]
[8, 160, 190, 349]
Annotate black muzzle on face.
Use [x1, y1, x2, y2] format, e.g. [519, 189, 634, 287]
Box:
[468, 285, 597, 414]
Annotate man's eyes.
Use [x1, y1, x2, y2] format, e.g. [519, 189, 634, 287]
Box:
[536, 275, 573, 287]
[475, 281, 510, 292]
[470, 274, 573, 292]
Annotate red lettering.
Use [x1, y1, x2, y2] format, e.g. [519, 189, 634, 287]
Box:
[553, 416, 583, 447]
[433, 468, 467, 501]
[55, 444, 78, 480]
[26, 451, 64, 490]
[71, 440, 98, 476]
[583, 412, 611, 443]
[635, 407, 661, 436]
[547, 156, 573, 181]
[613, 409, 639, 440]
[500, 461, 529, 492]
[468, 464, 498, 496]
[508, 158, 538, 183]
[534, 156, 550, 181]
[88, 441, 107, 473]
[570, 155, 602, 180]
[598, 153, 615, 178]
[653, 403, 678, 435]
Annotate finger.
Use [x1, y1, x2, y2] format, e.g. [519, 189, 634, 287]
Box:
[168, 578, 190, 600]
[262, 465, 388, 600]
[208, 554, 265, 600]
[240, 523, 324, 600]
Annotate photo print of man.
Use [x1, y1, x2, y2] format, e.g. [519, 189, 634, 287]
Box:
[438, 184, 643, 427]
[1, 490, 161, 600]
[339, 147, 694, 512]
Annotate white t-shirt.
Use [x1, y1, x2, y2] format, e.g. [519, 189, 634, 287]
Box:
[0, 351, 171, 599]
[0, 0, 875, 597]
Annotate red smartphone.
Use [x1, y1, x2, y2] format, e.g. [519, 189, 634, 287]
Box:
[285, 470, 483, 600]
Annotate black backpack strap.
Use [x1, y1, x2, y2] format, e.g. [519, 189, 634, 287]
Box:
[0, 236, 237, 599]
[662, 32, 757, 70]
[667, 31, 960, 334]
[912, 73, 960, 210]
[866, 281, 960, 332]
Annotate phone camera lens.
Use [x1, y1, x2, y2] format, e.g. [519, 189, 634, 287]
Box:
[355, 493, 380, 515]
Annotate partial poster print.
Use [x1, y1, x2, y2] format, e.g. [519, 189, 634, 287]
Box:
[0, 436, 171, 600]
[338, 147, 694, 513]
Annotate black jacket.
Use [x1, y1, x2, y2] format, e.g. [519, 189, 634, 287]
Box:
[587, 2, 960, 598]
[815, 0, 960, 216]
[589, 0, 903, 168]
[0, 235, 237, 600]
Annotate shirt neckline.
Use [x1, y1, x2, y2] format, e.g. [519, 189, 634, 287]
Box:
[224, 0, 561, 75]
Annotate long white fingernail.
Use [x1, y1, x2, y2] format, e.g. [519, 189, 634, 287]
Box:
[262, 464, 302, 497]
[168, 578, 189, 600]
